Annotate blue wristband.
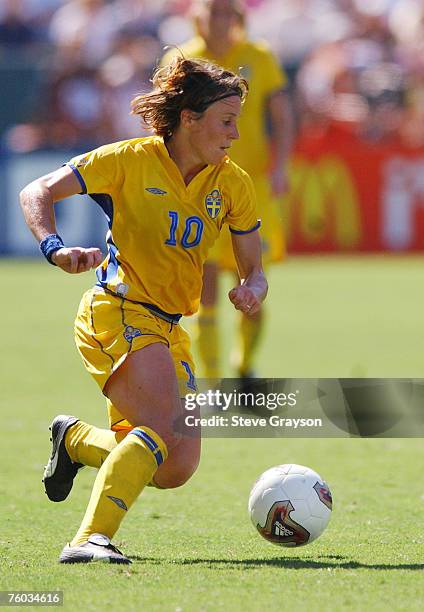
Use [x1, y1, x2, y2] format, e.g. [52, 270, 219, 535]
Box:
[39, 234, 65, 265]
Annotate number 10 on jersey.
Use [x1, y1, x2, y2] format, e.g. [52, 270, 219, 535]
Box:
[165, 211, 204, 248]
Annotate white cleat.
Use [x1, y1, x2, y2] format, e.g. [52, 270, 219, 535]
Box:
[59, 534, 131, 564]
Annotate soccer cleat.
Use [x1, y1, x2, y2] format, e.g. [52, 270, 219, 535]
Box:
[43, 415, 83, 502]
[59, 533, 131, 564]
[236, 371, 258, 401]
[236, 373, 273, 416]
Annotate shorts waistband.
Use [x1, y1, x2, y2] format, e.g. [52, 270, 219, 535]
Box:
[96, 286, 182, 325]
[140, 302, 182, 325]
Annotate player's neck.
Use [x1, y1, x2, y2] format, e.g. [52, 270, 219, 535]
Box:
[205, 36, 233, 58]
[165, 138, 207, 186]
[204, 28, 243, 58]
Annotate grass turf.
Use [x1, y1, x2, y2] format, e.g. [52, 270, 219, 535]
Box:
[1, 257, 423, 611]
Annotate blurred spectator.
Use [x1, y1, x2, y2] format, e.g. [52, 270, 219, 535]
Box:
[0, 0, 53, 146]
[249, 0, 354, 84]
[0, 1, 62, 21]
[48, 0, 118, 69]
[2, 0, 424, 152]
[98, 29, 162, 140]
[0, 0, 36, 48]
[291, 0, 424, 147]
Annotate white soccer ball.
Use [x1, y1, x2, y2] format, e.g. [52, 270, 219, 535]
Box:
[248, 464, 332, 547]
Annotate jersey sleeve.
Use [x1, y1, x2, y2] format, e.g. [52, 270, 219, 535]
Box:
[224, 170, 260, 235]
[67, 142, 124, 195]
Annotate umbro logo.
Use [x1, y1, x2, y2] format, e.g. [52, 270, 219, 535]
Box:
[107, 495, 128, 511]
[146, 187, 167, 195]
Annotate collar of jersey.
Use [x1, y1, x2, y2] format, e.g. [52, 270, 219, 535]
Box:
[156, 137, 218, 190]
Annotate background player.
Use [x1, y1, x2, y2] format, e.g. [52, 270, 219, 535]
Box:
[163, 0, 293, 379]
[20, 57, 267, 564]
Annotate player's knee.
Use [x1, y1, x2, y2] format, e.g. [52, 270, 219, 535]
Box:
[153, 429, 181, 454]
[159, 467, 197, 489]
[155, 457, 200, 489]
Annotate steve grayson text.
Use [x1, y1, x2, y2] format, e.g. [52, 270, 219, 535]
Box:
[185, 415, 323, 428]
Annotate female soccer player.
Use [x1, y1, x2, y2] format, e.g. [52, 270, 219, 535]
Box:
[20, 57, 267, 564]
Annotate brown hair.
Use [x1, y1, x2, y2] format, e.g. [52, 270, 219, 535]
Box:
[131, 56, 248, 140]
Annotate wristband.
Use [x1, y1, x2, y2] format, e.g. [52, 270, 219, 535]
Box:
[39, 234, 65, 265]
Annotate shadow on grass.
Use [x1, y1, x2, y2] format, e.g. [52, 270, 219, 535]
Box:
[128, 555, 424, 571]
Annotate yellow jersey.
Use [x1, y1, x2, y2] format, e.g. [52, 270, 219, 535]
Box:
[68, 136, 259, 316]
[162, 37, 287, 176]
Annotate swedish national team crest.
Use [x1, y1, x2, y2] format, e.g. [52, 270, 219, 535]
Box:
[205, 189, 222, 219]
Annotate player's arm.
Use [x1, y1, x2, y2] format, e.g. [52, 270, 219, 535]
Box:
[267, 89, 294, 196]
[19, 165, 103, 274]
[229, 230, 268, 315]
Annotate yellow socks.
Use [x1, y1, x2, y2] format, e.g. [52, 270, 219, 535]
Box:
[197, 304, 220, 377]
[236, 310, 264, 377]
[197, 305, 265, 377]
[70, 426, 167, 546]
[65, 420, 127, 468]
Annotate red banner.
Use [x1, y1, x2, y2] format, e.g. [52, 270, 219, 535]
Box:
[285, 126, 424, 252]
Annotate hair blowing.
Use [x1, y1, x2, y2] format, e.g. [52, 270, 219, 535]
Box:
[131, 57, 248, 140]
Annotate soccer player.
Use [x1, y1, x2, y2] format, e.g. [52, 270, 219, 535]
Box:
[163, 0, 292, 379]
[20, 57, 267, 564]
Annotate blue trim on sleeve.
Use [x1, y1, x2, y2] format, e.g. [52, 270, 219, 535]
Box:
[229, 220, 261, 235]
[67, 163, 87, 194]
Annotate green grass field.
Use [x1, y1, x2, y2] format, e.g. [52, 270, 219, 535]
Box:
[1, 257, 423, 611]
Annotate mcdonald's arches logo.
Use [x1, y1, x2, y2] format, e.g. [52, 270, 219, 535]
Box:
[284, 155, 362, 250]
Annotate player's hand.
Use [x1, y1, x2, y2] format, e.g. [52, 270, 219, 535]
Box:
[51, 247, 103, 274]
[228, 285, 262, 315]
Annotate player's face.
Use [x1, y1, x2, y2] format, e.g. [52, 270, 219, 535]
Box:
[204, 0, 239, 38]
[190, 95, 241, 166]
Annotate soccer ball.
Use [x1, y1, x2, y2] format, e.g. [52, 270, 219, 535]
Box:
[248, 464, 332, 547]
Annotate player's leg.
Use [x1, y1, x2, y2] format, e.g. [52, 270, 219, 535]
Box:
[63, 397, 144, 470]
[45, 405, 200, 504]
[236, 305, 264, 378]
[151, 322, 201, 488]
[152, 399, 201, 488]
[60, 412, 200, 564]
[58, 289, 199, 563]
[67, 322, 200, 491]
[63, 342, 190, 561]
[64, 414, 201, 490]
[197, 260, 220, 377]
[54, 287, 161, 500]
[64, 418, 127, 468]
[49, 400, 200, 493]
[43, 415, 128, 502]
